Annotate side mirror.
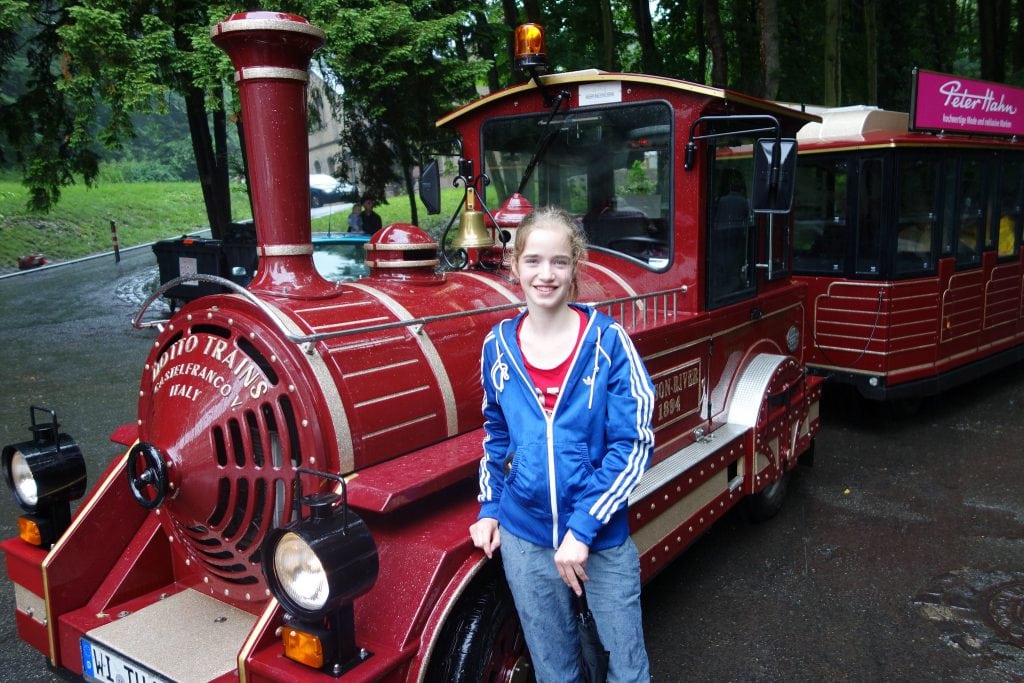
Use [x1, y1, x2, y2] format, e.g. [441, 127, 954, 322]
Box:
[751, 138, 797, 214]
[419, 159, 441, 215]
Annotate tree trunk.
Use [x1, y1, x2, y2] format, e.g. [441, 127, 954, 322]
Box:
[631, 0, 661, 74]
[696, 1, 707, 84]
[599, 0, 616, 71]
[522, 0, 541, 23]
[758, 0, 780, 99]
[236, 116, 255, 221]
[703, 0, 728, 87]
[184, 86, 231, 239]
[397, 140, 419, 227]
[823, 0, 841, 106]
[863, 0, 877, 104]
[502, 0, 522, 85]
[472, 9, 501, 94]
[978, 0, 1009, 82]
[1015, 0, 1024, 77]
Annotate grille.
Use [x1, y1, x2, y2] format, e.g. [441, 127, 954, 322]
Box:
[172, 395, 301, 593]
[147, 322, 321, 602]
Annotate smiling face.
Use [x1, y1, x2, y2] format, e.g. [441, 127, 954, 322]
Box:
[513, 224, 575, 312]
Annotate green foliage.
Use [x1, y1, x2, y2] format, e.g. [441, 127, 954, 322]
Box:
[0, 179, 251, 273]
[312, 1, 490, 203]
[623, 160, 655, 196]
[0, 0, 1020, 229]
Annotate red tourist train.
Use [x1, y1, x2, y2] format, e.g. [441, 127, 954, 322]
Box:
[792, 69, 1024, 402]
[1, 12, 821, 682]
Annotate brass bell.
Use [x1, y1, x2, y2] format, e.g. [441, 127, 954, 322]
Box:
[451, 187, 494, 249]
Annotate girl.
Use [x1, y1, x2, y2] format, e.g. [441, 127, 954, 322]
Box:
[470, 207, 655, 682]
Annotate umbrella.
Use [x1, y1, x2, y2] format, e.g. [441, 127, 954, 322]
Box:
[573, 585, 609, 683]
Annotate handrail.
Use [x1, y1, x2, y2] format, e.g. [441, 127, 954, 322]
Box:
[133, 273, 688, 352]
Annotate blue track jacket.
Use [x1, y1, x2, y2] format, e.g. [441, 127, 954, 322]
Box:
[477, 304, 655, 551]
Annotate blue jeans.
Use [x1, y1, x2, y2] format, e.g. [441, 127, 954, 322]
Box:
[501, 531, 650, 683]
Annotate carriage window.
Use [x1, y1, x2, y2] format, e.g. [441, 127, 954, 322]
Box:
[994, 157, 1023, 258]
[894, 158, 938, 275]
[793, 157, 848, 273]
[950, 157, 985, 267]
[481, 102, 672, 270]
[855, 158, 883, 275]
[707, 147, 756, 308]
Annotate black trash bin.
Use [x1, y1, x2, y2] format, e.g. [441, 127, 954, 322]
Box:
[221, 221, 258, 287]
[152, 236, 227, 311]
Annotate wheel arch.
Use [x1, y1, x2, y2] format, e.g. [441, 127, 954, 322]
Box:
[408, 553, 492, 682]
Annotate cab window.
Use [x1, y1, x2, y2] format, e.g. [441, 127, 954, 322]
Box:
[707, 142, 756, 308]
[481, 101, 673, 270]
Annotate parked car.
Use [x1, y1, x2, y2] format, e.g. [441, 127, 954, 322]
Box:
[309, 173, 359, 207]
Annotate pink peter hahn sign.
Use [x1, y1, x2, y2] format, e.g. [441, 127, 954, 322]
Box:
[911, 68, 1024, 137]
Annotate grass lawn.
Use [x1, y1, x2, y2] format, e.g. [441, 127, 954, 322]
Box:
[0, 177, 467, 274]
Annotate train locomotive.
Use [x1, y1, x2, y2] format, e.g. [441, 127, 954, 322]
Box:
[1, 11, 822, 682]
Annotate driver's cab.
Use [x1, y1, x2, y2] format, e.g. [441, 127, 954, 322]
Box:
[481, 101, 672, 269]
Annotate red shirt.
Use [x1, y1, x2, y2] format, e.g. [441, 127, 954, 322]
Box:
[519, 308, 588, 410]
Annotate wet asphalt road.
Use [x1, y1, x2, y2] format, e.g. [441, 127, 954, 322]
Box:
[0, 248, 1022, 682]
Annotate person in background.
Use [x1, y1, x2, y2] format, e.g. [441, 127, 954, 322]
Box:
[470, 207, 655, 682]
[348, 202, 364, 233]
[361, 195, 383, 235]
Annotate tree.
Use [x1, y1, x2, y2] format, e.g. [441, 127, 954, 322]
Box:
[312, 2, 488, 225]
[863, 0, 878, 105]
[631, 0, 661, 75]
[704, 0, 728, 87]
[0, 0, 238, 236]
[823, 0, 841, 105]
[978, 0, 1010, 82]
[758, 0, 780, 99]
[0, 1, 100, 211]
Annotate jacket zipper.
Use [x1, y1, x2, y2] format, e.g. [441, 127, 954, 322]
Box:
[546, 412, 558, 548]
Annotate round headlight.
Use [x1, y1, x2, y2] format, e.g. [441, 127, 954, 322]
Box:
[273, 531, 329, 611]
[10, 451, 38, 508]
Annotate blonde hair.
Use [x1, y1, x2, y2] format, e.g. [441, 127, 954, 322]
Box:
[513, 206, 588, 301]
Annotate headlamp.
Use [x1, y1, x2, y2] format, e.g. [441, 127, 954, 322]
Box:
[263, 469, 378, 675]
[273, 531, 330, 612]
[2, 407, 87, 547]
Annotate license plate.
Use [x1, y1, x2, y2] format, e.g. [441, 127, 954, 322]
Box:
[81, 637, 170, 683]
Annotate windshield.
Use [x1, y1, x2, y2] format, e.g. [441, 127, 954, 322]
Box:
[481, 101, 673, 269]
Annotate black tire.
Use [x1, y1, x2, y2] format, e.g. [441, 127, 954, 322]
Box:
[425, 566, 533, 683]
[310, 192, 323, 208]
[745, 468, 791, 523]
[884, 396, 924, 419]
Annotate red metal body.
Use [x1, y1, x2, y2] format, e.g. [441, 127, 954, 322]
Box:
[2, 12, 822, 682]
[794, 108, 1024, 400]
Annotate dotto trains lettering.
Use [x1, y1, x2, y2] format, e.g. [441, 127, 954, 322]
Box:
[1, 11, 821, 682]
[151, 333, 271, 404]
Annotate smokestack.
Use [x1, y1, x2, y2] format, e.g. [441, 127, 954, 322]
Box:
[211, 11, 337, 298]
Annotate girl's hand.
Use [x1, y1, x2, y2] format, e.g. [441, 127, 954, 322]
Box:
[554, 530, 590, 596]
[470, 517, 501, 558]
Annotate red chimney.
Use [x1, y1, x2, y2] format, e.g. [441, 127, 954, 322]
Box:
[211, 11, 337, 299]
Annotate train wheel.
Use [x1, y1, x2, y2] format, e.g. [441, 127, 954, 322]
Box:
[745, 469, 791, 523]
[425, 567, 534, 683]
[885, 396, 923, 418]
